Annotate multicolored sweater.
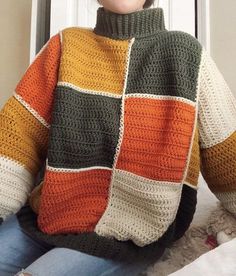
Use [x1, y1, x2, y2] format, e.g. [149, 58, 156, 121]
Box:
[0, 7, 236, 261]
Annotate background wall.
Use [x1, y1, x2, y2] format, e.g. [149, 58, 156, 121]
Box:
[210, 0, 236, 97]
[0, 0, 32, 109]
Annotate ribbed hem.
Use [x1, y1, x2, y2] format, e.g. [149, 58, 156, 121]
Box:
[173, 185, 197, 241]
[93, 7, 166, 40]
[16, 204, 173, 261]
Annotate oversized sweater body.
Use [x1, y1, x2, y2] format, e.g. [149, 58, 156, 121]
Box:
[0, 7, 236, 261]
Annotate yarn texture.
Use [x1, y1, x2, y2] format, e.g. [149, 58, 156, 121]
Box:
[0, 7, 235, 261]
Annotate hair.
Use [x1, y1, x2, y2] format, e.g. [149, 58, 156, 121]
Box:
[143, 0, 155, 8]
[97, 0, 156, 9]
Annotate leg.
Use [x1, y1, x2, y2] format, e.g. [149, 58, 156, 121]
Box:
[17, 247, 158, 276]
[0, 214, 53, 276]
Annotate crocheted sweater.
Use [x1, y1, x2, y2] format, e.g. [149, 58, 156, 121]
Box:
[0, 7, 236, 261]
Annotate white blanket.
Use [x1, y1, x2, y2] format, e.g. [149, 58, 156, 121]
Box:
[169, 238, 236, 276]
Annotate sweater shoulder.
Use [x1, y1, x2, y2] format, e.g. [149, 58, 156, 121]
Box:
[60, 26, 92, 32]
[59, 26, 94, 40]
[163, 30, 202, 49]
[169, 30, 200, 41]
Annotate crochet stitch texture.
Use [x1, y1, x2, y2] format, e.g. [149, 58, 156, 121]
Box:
[0, 7, 236, 261]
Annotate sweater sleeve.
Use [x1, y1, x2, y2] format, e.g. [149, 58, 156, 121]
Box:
[198, 47, 236, 217]
[0, 33, 61, 223]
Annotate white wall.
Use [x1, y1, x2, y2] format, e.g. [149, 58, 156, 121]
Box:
[210, 0, 236, 97]
[0, 0, 32, 109]
[169, 0, 195, 35]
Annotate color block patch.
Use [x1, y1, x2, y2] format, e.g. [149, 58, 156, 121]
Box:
[200, 130, 236, 193]
[184, 124, 200, 187]
[116, 97, 196, 182]
[0, 96, 49, 175]
[47, 86, 121, 169]
[126, 31, 202, 102]
[0, 155, 35, 220]
[15, 33, 61, 126]
[59, 28, 129, 95]
[198, 48, 236, 148]
[95, 169, 183, 246]
[37, 168, 112, 234]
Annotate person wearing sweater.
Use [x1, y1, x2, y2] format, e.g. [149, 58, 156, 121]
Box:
[0, 0, 236, 275]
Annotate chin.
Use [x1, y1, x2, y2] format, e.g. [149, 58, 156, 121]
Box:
[104, 4, 143, 14]
[111, 9, 138, 14]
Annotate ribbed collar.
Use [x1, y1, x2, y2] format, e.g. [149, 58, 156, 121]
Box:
[93, 7, 166, 40]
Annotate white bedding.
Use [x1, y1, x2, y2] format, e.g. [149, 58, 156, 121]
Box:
[169, 238, 236, 276]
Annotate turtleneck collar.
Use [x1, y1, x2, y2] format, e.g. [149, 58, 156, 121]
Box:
[93, 7, 166, 40]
